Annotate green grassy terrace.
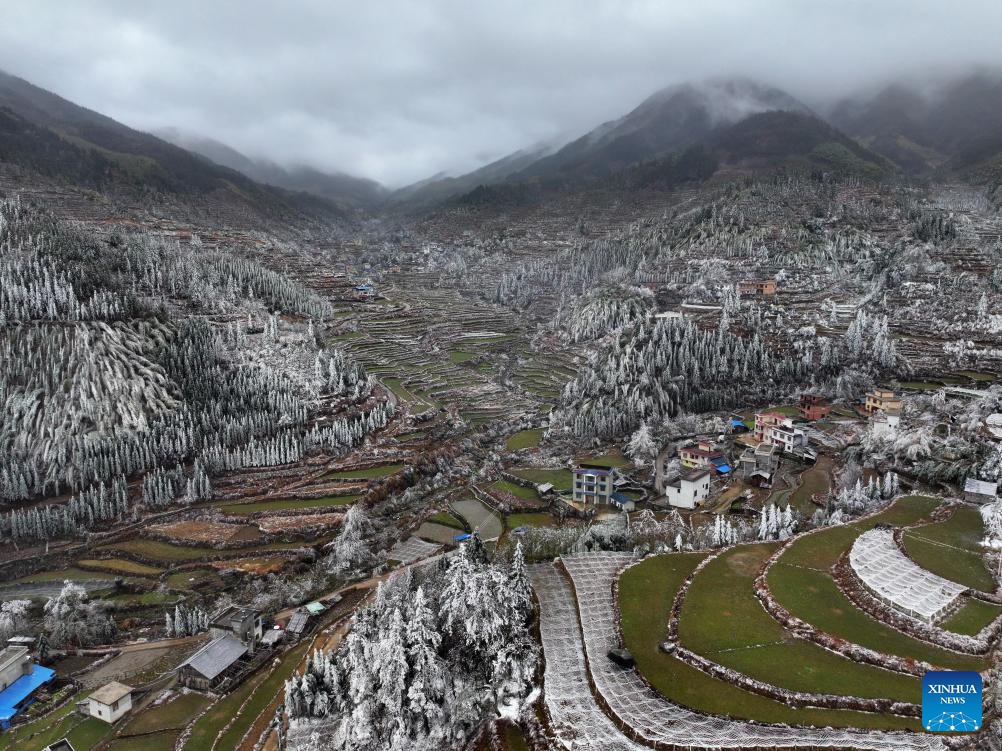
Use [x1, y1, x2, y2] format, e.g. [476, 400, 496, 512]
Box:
[766, 496, 990, 668]
[619, 554, 919, 730]
[679, 543, 921, 702]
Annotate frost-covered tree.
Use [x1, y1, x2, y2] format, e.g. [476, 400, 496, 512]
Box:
[0, 599, 31, 641]
[43, 581, 116, 647]
[625, 422, 657, 467]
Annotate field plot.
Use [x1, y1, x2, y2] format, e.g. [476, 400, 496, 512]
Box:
[78, 558, 163, 576]
[505, 428, 543, 450]
[619, 554, 921, 728]
[150, 520, 264, 545]
[679, 543, 921, 702]
[218, 495, 358, 513]
[509, 467, 573, 490]
[548, 554, 935, 748]
[901, 506, 996, 592]
[766, 496, 990, 669]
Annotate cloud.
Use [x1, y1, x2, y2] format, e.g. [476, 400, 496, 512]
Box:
[1, 0, 1000, 186]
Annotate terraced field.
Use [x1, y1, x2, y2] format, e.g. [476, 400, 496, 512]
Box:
[901, 505, 997, 592]
[767, 497, 990, 668]
[679, 543, 922, 702]
[330, 282, 576, 425]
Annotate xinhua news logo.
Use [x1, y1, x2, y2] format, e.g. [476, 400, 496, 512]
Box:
[922, 671, 982, 733]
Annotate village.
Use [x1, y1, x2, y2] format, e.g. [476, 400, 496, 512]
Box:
[1, 150, 1001, 751]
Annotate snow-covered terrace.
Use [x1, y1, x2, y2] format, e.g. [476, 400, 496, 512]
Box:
[849, 529, 967, 623]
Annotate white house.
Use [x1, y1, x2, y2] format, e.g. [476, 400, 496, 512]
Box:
[665, 469, 711, 510]
[87, 682, 133, 724]
[871, 409, 901, 438]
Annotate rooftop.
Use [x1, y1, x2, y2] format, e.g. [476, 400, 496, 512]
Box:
[89, 681, 132, 706]
[575, 463, 613, 473]
[965, 478, 999, 496]
[210, 605, 259, 627]
[680, 468, 711, 482]
[287, 611, 310, 634]
[0, 663, 55, 723]
[179, 635, 247, 680]
[0, 646, 28, 675]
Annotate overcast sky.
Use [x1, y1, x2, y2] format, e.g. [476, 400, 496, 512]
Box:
[2, 1, 1001, 187]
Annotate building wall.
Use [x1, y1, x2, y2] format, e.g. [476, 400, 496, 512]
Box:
[573, 472, 612, 504]
[90, 694, 132, 724]
[0, 652, 28, 691]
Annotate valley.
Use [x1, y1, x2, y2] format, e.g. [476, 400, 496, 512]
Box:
[1, 59, 1002, 751]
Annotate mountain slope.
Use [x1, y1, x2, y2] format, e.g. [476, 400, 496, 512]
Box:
[0, 70, 346, 224]
[829, 72, 1002, 176]
[155, 127, 385, 209]
[512, 78, 811, 182]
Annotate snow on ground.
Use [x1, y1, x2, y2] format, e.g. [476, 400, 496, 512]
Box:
[530, 552, 944, 751]
[849, 529, 968, 622]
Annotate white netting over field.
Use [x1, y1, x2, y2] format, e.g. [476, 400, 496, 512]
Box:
[849, 529, 967, 623]
[529, 552, 944, 751]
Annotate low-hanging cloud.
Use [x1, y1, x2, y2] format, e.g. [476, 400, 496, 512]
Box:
[1, 0, 1000, 187]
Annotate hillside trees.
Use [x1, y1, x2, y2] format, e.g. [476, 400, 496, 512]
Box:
[0, 198, 387, 544]
[287, 541, 537, 751]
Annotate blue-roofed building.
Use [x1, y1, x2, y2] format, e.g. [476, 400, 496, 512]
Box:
[610, 491, 636, 512]
[0, 646, 55, 729]
[710, 456, 731, 474]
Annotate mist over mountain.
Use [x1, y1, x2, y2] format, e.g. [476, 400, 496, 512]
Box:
[830, 71, 1002, 176]
[0, 69, 347, 225]
[155, 127, 387, 209]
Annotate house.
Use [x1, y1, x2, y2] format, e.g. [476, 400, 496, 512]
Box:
[753, 412, 806, 453]
[864, 388, 903, 415]
[209, 606, 263, 650]
[965, 478, 999, 505]
[44, 741, 76, 751]
[870, 408, 901, 438]
[798, 394, 831, 421]
[738, 279, 777, 296]
[86, 682, 132, 724]
[177, 635, 248, 691]
[665, 469, 712, 510]
[729, 418, 750, 434]
[285, 609, 312, 637]
[0, 646, 55, 729]
[739, 443, 779, 480]
[679, 441, 731, 474]
[572, 463, 616, 505]
[610, 492, 636, 512]
[354, 283, 375, 299]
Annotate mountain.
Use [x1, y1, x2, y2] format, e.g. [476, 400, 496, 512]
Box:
[387, 140, 561, 209]
[394, 78, 811, 209]
[0, 70, 346, 225]
[511, 78, 811, 182]
[155, 127, 385, 209]
[829, 72, 1002, 177]
[708, 110, 890, 175]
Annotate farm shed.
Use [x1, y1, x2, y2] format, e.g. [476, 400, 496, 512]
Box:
[178, 634, 248, 691]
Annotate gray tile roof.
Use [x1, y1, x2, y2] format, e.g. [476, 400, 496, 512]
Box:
[286, 611, 310, 635]
[180, 635, 247, 680]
